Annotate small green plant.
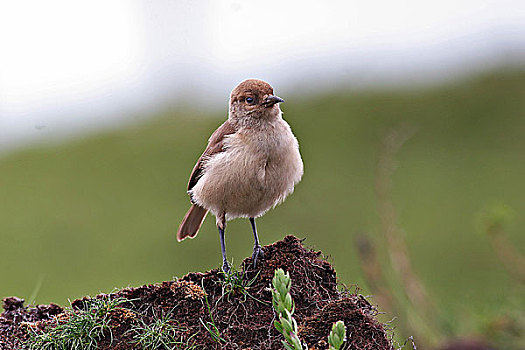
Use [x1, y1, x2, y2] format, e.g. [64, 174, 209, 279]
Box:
[219, 264, 252, 297]
[328, 320, 346, 350]
[217, 262, 266, 305]
[131, 309, 195, 350]
[199, 282, 225, 344]
[25, 297, 130, 350]
[272, 269, 348, 350]
[271, 268, 305, 350]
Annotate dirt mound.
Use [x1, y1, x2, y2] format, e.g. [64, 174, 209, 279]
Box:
[0, 235, 395, 349]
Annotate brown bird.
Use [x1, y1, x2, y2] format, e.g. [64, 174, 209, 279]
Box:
[177, 79, 303, 273]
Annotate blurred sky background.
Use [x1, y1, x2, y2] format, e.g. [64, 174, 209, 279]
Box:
[1, 0, 524, 150]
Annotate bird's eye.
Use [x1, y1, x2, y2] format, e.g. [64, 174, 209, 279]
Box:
[245, 97, 254, 104]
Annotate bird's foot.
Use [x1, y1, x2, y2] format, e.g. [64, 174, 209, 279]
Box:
[222, 260, 231, 274]
[252, 245, 265, 268]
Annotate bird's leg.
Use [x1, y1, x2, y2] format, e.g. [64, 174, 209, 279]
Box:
[249, 217, 265, 268]
[217, 213, 230, 273]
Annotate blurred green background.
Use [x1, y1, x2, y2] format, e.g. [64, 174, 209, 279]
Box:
[1, 70, 524, 348]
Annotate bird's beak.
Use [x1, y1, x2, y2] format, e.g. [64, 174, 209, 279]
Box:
[262, 95, 285, 107]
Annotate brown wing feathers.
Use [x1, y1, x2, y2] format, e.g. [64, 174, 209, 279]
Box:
[187, 120, 237, 192]
[177, 120, 237, 240]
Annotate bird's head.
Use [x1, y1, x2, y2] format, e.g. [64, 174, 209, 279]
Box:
[229, 79, 284, 121]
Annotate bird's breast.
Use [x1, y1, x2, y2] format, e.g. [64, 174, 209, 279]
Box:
[191, 119, 303, 218]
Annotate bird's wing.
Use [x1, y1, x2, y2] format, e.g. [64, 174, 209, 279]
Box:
[187, 119, 237, 192]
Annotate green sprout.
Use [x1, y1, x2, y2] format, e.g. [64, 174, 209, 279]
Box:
[271, 268, 305, 350]
[272, 269, 348, 350]
[328, 320, 347, 350]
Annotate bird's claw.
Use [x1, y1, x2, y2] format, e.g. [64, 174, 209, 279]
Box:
[222, 260, 231, 274]
[252, 245, 265, 268]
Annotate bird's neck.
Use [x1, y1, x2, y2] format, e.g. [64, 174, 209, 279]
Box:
[229, 108, 282, 129]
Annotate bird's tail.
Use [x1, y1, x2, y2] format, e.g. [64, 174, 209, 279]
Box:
[177, 204, 208, 241]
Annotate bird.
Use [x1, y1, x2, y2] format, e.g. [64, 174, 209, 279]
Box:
[177, 79, 303, 273]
